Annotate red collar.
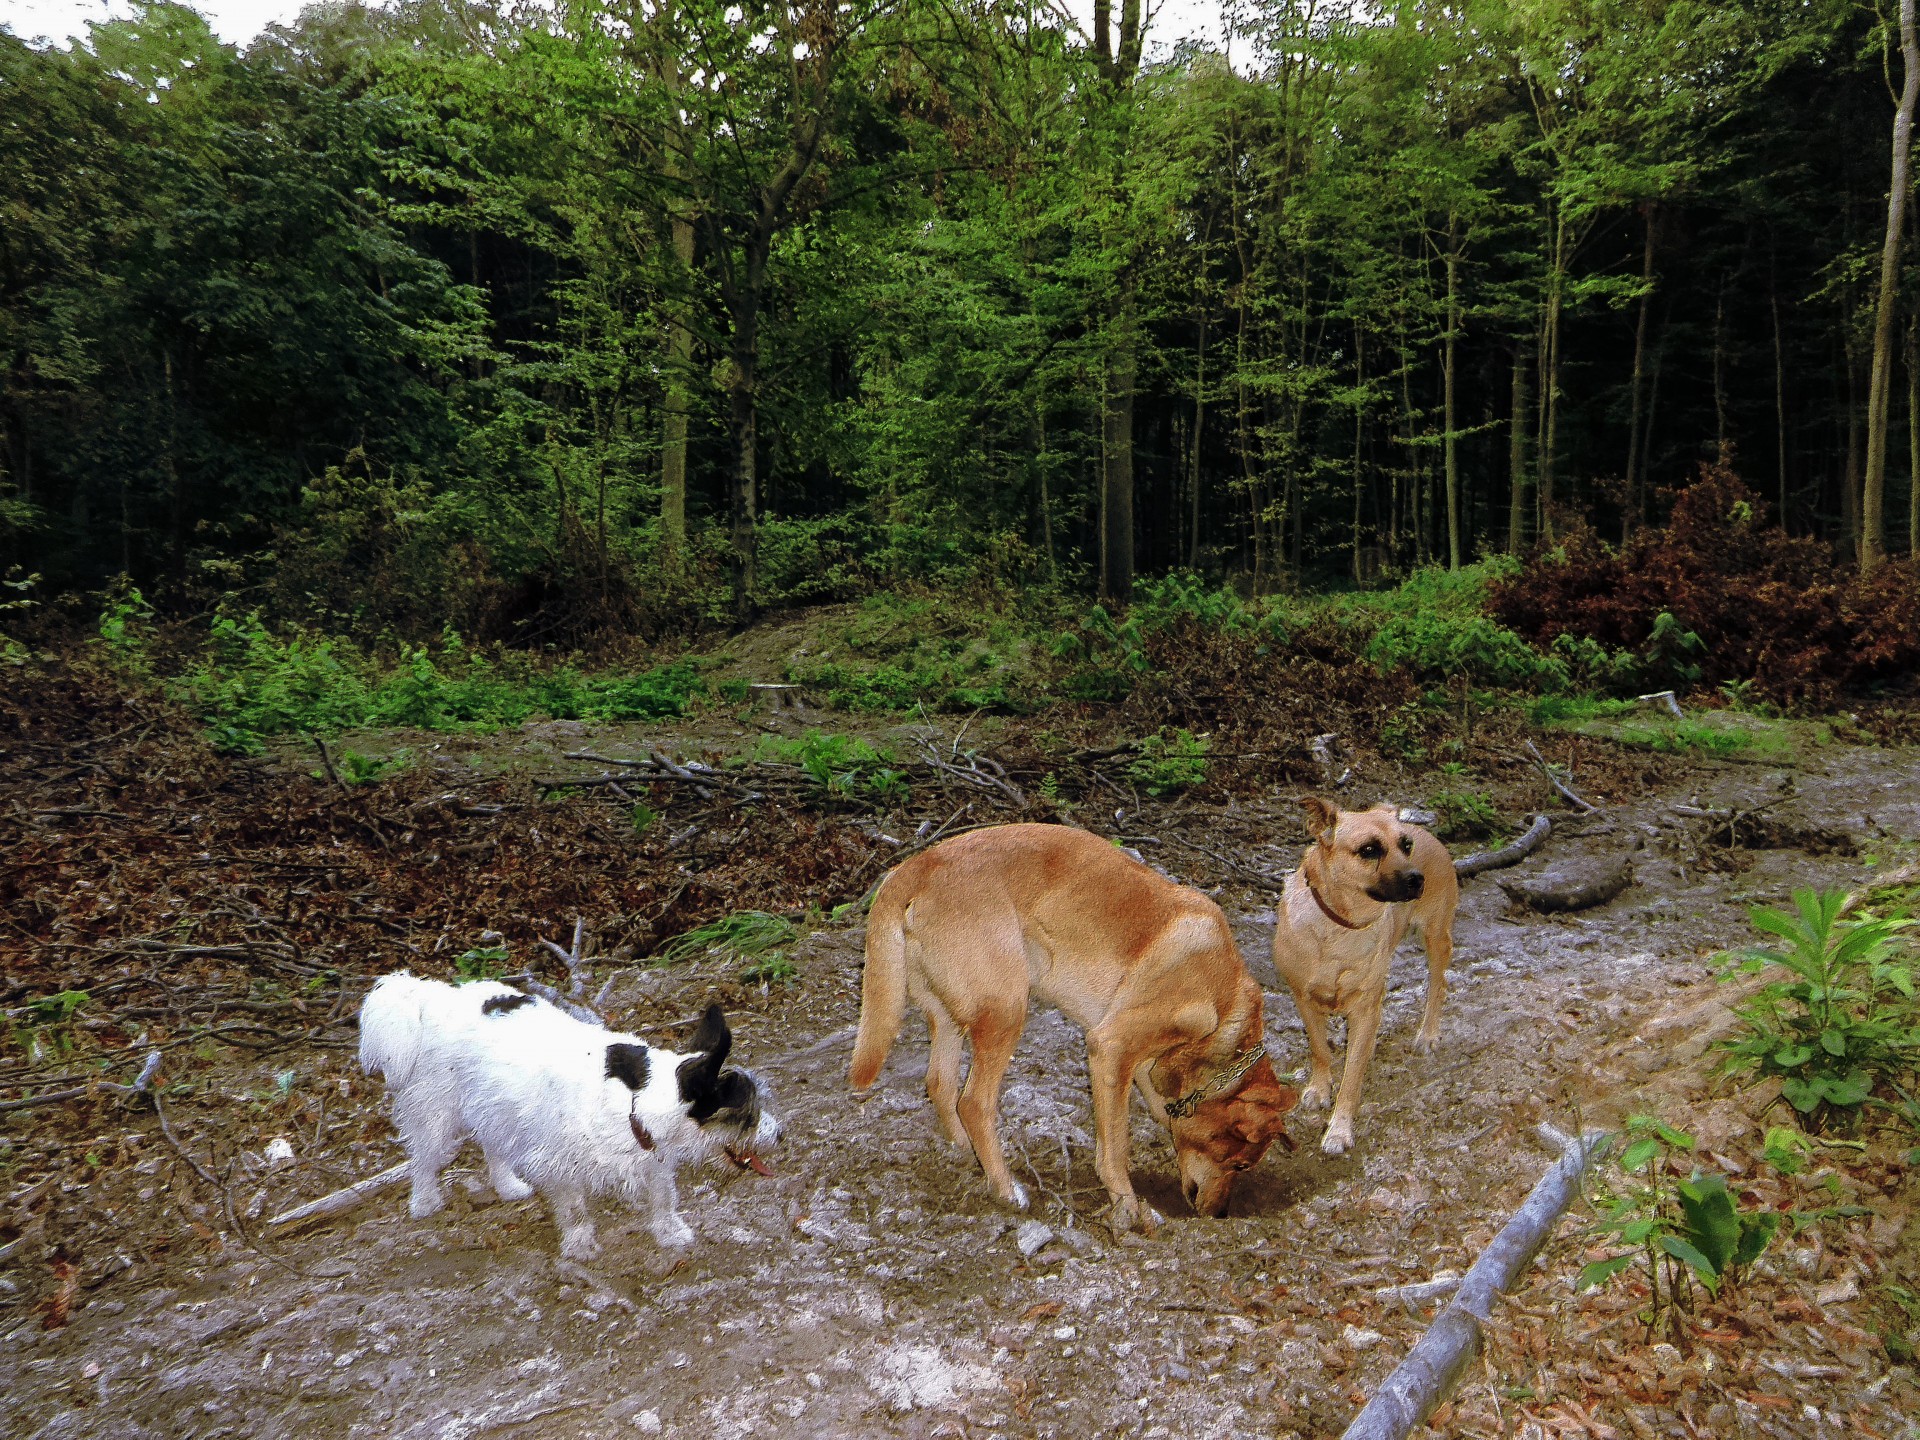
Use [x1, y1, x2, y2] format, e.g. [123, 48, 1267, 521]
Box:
[1307, 882, 1369, 931]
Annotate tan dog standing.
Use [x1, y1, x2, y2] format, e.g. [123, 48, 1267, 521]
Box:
[850, 823, 1297, 1233]
[1272, 798, 1458, 1156]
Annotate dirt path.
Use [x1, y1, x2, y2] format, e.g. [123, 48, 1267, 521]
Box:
[5, 741, 1918, 1439]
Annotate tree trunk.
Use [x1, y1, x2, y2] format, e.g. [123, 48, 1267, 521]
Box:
[1712, 283, 1730, 459]
[1538, 212, 1568, 538]
[1189, 312, 1206, 571]
[1864, 0, 1920, 573]
[1101, 281, 1136, 603]
[727, 246, 764, 620]
[1508, 341, 1530, 554]
[1908, 316, 1919, 555]
[1623, 204, 1655, 540]
[1443, 214, 1462, 570]
[660, 208, 695, 573]
[1772, 247, 1790, 529]
[1845, 331, 1864, 554]
[1353, 323, 1367, 582]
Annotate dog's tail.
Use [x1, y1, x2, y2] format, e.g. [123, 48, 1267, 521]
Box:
[358, 972, 436, 1086]
[849, 868, 913, 1092]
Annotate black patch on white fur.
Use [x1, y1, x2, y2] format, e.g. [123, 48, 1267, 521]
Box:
[481, 993, 534, 1016]
[604, 1042, 652, 1091]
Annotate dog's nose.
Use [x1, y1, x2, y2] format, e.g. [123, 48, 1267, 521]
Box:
[1405, 870, 1425, 897]
[1182, 1177, 1199, 1209]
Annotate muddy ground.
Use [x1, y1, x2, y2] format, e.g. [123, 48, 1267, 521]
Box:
[4, 663, 1919, 1439]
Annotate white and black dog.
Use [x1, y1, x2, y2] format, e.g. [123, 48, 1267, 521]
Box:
[358, 973, 778, 1260]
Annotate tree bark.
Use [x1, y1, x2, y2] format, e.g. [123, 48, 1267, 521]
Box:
[1623, 204, 1656, 540]
[1538, 212, 1568, 538]
[1845, 331, 1864, 557]
[1443, 213, 1462, 570]
[1908, 316, 1919, 555]
[1101, 281, 1137, 603]
[1353, 323, 1367, 582]
[660, 207, 695, 574]
[1864, 0, 1920, 573]
[1507, 341, 1530, 554]
[1771, 244, 1790, 529]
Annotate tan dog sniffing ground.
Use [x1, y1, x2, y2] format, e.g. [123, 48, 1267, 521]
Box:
[1272, 798, 1459, 1156]
[849, 823, 1298, 1234]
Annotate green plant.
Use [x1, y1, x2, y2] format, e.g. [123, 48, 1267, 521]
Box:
[754, 732, 904, 801]
[14, 990, 90, 1064]
[657, 911, 799, 969]
[1578, 1116, 1779, 1327]
[96, 582, 155, 673]
[1718, 889, 1920, 1128]
[1431, 788, 1499, 841]
[328, 747, 407, 785]
[1126, 728, 1210, 797]
[453, 945, 510, 981]
[629, 802, 660, 835]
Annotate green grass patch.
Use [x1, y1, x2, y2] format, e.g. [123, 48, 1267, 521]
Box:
[656, 911, 800, 976]
[166, 611, 706, 752]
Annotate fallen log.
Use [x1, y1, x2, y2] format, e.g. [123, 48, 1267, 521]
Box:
[1498, 851, 1634, 913]
[266, 1162, 409, 1230]
[1340, 1127, 1609, 1440]
[1452, 814, 1551, 880]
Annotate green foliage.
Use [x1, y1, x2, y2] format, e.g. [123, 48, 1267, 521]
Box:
[1719, 889, 1920, 1128]
[12, 990, 91, 1065]
[1431, 788, 1499, 841]
[453, 945, 511, 982]
[327, 748, 408, 785]
[1126, 728, 1211, 797]
[1578, 1117, 1779, 1326]
[657, 911, 799, 974]
[786, 594, 1045, 714]
[174, 612, 705, 750]
[1053, 604, 1150, 702]
[96, 584, 156, 674]
[754, 733, 908, 803]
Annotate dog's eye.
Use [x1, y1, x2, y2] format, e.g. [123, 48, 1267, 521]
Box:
[1357, 842, 1384, 860]
[1399, 836, 1414, 855]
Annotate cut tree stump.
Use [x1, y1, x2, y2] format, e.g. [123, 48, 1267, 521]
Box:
[1340, 1127, 1610, 1440]
[749, 683, 804, 715]
[1498, 851, 1634, 913]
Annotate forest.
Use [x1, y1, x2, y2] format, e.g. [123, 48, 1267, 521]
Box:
[6, 5, 1920, 1438]
[6, 0, 1920, 638]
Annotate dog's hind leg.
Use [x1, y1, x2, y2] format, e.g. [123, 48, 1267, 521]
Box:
[485, 1150, 534, 1202]
[1414, 913, 1455, 1054]
[956, 1004, 1030, 1210]
[916, 983, 969, 1150]
[548, 1187, 601, 1261]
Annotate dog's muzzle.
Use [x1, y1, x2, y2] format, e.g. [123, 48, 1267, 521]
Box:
[1369, 870, 1425, 903]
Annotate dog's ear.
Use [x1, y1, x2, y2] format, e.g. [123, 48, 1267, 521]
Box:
[676, 1005, 733, 1100]
[1300, 796, 1339, 843]
[604, 1042, 651, 1091]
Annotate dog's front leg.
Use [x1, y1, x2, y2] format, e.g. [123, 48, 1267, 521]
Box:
[1415, 927, 1453, 1054]
[1295, 1000, 1337, 1112]
[1322, 999, 1383, 1156]
[1085, 1028, 1160, 1236]
[641, 1159, 695, 1250]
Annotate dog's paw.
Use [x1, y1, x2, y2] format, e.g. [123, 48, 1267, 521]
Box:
[1004, 1180, 1030, 1211]
[409, 1189, 447, 1219]
[493, 1173, 535, 1202]
[1320, 1121, 1354, 1156]
[560, 1230, 603, 1262]
[1298, 1082, 1332, 1111]
[1109, 1195, 1163, 1237]
[653, 1216, 696, 1249]
[1414, 1027, 1442, 1055]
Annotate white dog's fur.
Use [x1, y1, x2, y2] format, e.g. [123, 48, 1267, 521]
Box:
[359, 973, 778, 1260]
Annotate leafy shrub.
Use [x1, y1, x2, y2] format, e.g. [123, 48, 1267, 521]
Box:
[754, 732, 908, 802]
[1578, 1116, 1779, 1327]
[1431, 788, 1499, 840]
[1126, 728, 1211, 796]
[1492, 461, 1920, 705]
[175, 612, 705, 750]
[1718, 889, 1919, 1128]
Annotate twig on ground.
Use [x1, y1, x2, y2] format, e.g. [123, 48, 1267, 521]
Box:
[266, 1162, 410, 1230]
[314, 737, 347, 791]
[1523, 741, 1598, 814]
